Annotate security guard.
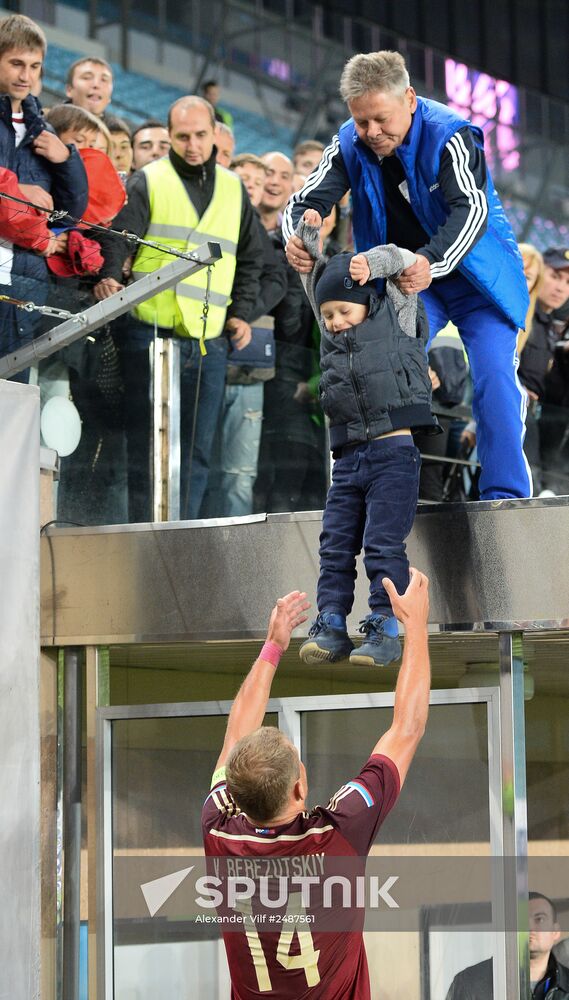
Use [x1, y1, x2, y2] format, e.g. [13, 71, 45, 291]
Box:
[96, 96, 262, 521]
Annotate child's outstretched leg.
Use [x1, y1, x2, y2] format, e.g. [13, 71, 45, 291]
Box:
[300, 448, 365, 664]
[349, 437, 420, 667]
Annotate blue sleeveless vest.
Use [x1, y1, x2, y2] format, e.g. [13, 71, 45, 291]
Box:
[339, 97, 528, 329]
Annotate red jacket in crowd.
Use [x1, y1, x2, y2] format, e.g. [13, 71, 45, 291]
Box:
[0, 166, 53, 253]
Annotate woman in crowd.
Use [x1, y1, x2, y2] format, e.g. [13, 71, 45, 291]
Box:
[517, 242, 545, 353]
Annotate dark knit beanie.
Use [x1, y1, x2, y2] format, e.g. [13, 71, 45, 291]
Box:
[314, 252, 372, 310]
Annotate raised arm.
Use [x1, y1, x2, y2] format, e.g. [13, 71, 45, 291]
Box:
[350, 245, 422, 340]
[215, 591, 310, 769]
[283, 135, 349, 274]
[373, 569, 431, 787]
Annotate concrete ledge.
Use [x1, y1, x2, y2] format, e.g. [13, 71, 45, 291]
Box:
[40, 498, 569, 644]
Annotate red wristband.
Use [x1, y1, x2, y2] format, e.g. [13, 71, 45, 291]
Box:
[260, 641, 283, 667]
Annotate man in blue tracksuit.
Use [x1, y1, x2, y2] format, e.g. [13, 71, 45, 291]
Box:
[284, 50, 531, 500]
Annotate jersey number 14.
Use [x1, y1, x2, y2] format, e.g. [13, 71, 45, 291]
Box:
[236, 893, 321, 991]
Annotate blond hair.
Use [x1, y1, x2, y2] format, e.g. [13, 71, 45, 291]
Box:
[0, 13, 46, 58]
[340, 50, 410, 103]
[226, 727, 300, 823]
[231, 152, 267, 173]
[518, 243, 545, 354]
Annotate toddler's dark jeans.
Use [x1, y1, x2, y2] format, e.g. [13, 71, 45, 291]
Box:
[317, 436, 421, 617]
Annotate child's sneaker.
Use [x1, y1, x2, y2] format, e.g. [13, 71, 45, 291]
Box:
[349, 613, 402, 667]
[299, 613, 354, 664]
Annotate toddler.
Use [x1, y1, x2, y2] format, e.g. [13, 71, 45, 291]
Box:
[297, 209, 438, 665]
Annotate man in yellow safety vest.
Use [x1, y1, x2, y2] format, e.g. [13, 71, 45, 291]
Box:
[94, 96, 262, 520]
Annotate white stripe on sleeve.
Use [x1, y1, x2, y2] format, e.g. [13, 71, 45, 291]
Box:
[282, 133, 341, 243]
[429, 132, 488, 279]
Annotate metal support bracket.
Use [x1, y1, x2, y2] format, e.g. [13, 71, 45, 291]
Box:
[150, 336, 181, 522]
[0, 242, 221, 379]
[498, 632, 530, 999]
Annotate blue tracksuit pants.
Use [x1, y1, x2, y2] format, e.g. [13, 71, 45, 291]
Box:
[421, 274, 532, 500]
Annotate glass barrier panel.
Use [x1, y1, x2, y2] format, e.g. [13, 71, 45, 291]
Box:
[111, 712, 278, 999]
[301, 696, 503, 999]
[6, 245, 569, 527]
[524, 632, 569, 961]
[529, 401, 569, 497]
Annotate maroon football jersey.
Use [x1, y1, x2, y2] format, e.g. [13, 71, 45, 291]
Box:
[202, 754, 400, 999]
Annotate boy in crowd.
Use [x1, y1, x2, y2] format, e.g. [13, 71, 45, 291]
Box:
[231, 151, 267, 204]
[42, 103, 125, 274]
[65, 56, 113, 119]
[106, 114, 133, 175]
[45, 103, 109, 150]
[0, 14, 87, 376]
[296, 209, 437, 666]
[293, 138, 325, 175]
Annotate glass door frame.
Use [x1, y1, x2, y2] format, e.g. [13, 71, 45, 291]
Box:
[96, 687, 506, 1000]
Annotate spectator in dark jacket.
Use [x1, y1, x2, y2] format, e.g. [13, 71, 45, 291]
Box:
[540, 301, 569, 496]
[205, 153, 287, 517]
[446, 893, 569, 999]
[544, 327, 569, 411]
[416, 322, 468, 501]
[0, 14, 88, 380]
[231, 154, 287, 330]
[518, 248, 569, 494]
[94, 96, 263, 521]
[254, 152, 328, 514]
[518, 249, 569, 401]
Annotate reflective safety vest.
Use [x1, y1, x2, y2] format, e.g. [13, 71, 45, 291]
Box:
[132, 157, 242, 338]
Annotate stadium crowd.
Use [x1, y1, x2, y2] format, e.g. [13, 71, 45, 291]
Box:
[1, 12, 569, 524]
